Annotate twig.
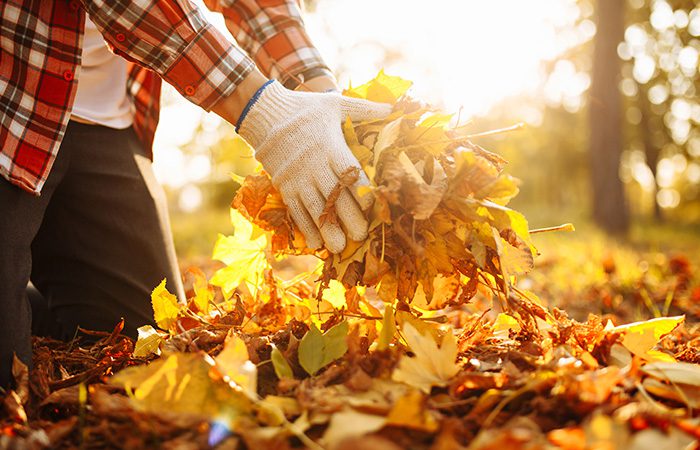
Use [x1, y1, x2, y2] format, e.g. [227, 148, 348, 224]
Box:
[462, 123, 524, 139]
[529, 223, 575, 234]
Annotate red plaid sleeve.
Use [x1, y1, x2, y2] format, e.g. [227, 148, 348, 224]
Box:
[203, 0, 332, 86]
[80, 0, 256, 111]
[0, 1, 84, 194]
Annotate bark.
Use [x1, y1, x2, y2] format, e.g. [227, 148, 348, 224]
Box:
[589, 0, 629, 234]
[637, 84, 663, 221]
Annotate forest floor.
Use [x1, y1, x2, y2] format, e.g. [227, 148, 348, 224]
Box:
[1, 220, 698, 450]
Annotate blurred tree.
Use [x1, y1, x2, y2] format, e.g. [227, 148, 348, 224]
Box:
[636, 80, 664, 220]
[589, 0, 630, 233]
[620, 0, 700, 222]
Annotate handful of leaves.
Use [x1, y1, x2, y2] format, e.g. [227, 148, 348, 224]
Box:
[234, 72, 536, 310]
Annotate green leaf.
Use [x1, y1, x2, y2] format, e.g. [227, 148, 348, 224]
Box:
[271, 347, 294, 379]
[298, 321, 349, 376]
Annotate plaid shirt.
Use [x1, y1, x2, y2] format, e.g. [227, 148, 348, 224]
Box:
[0, 0, 329, 195]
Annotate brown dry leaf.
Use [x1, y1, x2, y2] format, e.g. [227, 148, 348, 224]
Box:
[452, 372, 509, 396]
[320, 166, 360, 227]
[232, 173, 274, 219]
[3, 390, 27, 424]
[12, 355, 29, 404]
[389, 152, 448, 220]
[568, 366, 623, 404]
[642, 377, 700, 408]
[40, 385, 80, 408]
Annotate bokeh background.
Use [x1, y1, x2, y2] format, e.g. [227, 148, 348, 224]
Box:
[152, 0, 700, 271]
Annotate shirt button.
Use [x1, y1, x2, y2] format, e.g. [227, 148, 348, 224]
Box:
[185, 86, 195, 96]
[115, 33, 126, 43]
[69, 1, 80, 11]
[63, 70, 74, 81]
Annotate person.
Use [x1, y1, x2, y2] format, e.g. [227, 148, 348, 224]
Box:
[0, 0, 391, 388]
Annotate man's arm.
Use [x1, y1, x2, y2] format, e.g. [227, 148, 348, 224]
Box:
[80, 0, 257, 117]
[202, 0, 337, 91]
[80, 0, 391, 253]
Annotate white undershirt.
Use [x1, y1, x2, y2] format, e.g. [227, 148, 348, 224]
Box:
[72, 16, 134, 129]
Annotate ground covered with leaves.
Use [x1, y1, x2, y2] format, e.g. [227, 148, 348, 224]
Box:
[2, 74, 699, 450]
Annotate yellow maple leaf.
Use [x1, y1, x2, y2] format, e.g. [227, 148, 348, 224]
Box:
[111, 353, 251, 422]
[151, 279, 181, 332]
[395, 311, 441, 343]
[392, 322, 460, 393]
[610, 315, 684, 362]
[322, 280, 347, 309]
[188, 267, 212, 315]
[386, 389, 439, 432]
[215, 331, 257, 398]
[404, 112, 453, 155]
[210, 209, 269, 298]
[343, 70, 412, 104]
[492, 313, 521, 340]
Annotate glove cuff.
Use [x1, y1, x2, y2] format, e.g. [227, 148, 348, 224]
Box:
[237, 80, 301, 149]
[235, 79, 275, 133]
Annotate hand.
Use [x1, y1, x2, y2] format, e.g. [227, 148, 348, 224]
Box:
[237, 81, 392, 253]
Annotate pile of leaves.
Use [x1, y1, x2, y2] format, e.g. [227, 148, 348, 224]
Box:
[233, 71, 541, 312]
[2, 296, 699, 449]
[2, 73, 700, 449]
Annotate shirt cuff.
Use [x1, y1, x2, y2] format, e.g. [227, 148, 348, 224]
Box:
[252, 26, 332, 87]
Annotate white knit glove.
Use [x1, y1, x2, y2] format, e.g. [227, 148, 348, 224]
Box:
[238, 81, 392, 253]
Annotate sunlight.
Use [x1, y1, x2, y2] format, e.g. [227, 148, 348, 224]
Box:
[305, 0, 592, 117]
[154, 0, 595, 190]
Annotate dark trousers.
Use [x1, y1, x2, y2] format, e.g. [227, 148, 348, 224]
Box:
[0, 121, 185, 387]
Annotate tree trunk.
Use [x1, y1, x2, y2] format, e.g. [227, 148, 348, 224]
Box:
[589, 0, 629, 234]
[637, 83, 663, 221]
